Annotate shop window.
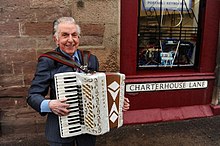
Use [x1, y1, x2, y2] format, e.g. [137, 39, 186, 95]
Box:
[138, 0, 201, 68]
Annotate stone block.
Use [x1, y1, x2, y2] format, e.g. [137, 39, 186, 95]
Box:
[0, 7, 36, 23]
[22, 22, 53, 36]
[0, 37, 37, 50]
[0, 37, 18, 50]
[37, 36, 56, 49]
[23, 61, 37, 73]
[80, 36, 103, 46]
[80, 24, 105, 37]
[0, 75, 23, 87]
[0, 62, 13, 74]
[24, 73, 35, 86]
[30, 0, 70, 8]
[102, 49, 119, 72]
[0, 22, 19, 36]
[16, 37, 38, 50]
[9, 49, 37, 63]
[13, 61, 37, 75]
[72, 0, 119, 24]
[0, 0, 30, 8]
[33, 7, 71, 22]
[103, 23, 119, 48]
[0, 107, 46, 135]
[0, 87, 28, 98]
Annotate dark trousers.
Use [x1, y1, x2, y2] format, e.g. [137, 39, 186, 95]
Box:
[49, 134, 96, 146]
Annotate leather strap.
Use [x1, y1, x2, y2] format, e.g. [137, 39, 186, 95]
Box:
[80, 50, 91, 69]
[39, 51, 94, 73]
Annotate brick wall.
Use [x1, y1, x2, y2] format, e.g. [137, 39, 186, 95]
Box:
[0, 0, 120, 139]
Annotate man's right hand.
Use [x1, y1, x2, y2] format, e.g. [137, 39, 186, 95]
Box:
[49, 98, 70, 116]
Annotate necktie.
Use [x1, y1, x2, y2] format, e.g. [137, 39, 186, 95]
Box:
[73, 56, 81, 72]
[74, 56, 80, 65]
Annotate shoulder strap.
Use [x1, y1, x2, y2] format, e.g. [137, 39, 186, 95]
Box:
[80, 50, 91, 70]
[39, 51, 93, 73]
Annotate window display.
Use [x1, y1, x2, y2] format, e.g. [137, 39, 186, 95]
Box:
[138, 0, 200, 68]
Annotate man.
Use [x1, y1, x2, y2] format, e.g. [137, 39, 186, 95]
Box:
[27, 17, 130, 146]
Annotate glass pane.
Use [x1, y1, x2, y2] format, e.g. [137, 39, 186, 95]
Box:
[138, 0, 200, 68]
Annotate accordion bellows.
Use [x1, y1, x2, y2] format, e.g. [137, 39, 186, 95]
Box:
[54, 72, 125, 138]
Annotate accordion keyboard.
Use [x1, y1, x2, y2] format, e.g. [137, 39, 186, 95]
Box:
[55, 74, 84, 137]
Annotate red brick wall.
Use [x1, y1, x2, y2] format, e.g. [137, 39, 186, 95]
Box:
[0, 0, 73, 138]
[0, 0, 119, 140]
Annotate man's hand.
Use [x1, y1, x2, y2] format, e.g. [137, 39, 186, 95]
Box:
[49, 98, 70, 116]
[123, 97, 130, 111]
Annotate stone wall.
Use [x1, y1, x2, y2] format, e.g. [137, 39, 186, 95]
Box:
[0, 0, 120, 139]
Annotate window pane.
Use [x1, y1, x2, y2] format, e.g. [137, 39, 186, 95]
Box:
[138, 0, 200, 68]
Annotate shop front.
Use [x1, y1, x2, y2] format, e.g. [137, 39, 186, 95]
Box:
[121, 0, 220, 124]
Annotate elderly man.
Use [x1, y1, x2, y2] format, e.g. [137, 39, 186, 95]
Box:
[27, 17, 130, 146]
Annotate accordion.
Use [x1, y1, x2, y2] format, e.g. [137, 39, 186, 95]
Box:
[54, 72, 125, 138]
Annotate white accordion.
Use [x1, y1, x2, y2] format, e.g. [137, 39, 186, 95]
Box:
[54, 72, 125, 138]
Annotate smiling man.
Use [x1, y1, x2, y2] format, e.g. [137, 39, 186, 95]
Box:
[53, 19, 80, 56]
[27, 17, 130, 146]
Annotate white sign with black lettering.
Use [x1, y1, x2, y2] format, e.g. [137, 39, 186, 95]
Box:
[141, 0, 191, 10]
[126, 80, 208, 92]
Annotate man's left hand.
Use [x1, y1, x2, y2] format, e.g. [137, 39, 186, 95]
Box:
[123, 97, 130, 111]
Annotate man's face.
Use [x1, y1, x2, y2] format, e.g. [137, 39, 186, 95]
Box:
[55, 23, 80, 56]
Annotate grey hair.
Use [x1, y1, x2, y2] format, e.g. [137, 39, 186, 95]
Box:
[53, 17, 81, 39]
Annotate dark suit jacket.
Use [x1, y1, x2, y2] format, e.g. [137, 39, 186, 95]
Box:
[27, 47, 99, 143]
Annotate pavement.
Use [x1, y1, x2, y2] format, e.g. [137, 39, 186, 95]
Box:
[1, 115, 220, 146]
[97, 115, 220, 146]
